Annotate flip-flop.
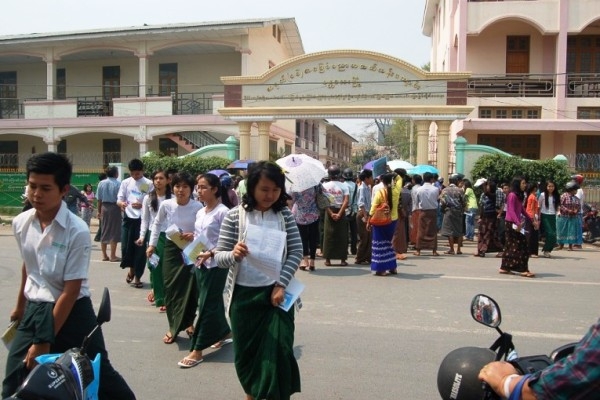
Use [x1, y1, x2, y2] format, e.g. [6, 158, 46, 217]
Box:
[211, 338, 233, 349]
[110, 258, 122, 262]
[340, 261, 348, 266]
[177, 358, 203, 368]
[125, 272, 134, 284]
[132, 282, 143, 288]
[102, 257, 109, 261]
[520, 271, 536, 278]
[444, 250, 455, 255]
[498, 269, 512, 275]
[163, 333, 176, 344]
[159, 305, 167, 313]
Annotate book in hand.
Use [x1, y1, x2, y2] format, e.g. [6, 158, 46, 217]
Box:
[278, 278, 305, 312]
[2, 320, 19, 350]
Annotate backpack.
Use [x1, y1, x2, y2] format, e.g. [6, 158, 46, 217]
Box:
[315, 184, 333, 211]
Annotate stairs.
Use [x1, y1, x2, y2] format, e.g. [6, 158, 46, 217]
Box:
[168, 131, 222, 152]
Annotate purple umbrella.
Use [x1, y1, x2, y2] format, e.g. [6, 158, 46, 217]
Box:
[206, 169, 229, 177]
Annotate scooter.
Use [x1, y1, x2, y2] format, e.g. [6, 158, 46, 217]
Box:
[583, 203, 600, 243]
[3, 287, 111, 400]
[437, 294, 577, 400]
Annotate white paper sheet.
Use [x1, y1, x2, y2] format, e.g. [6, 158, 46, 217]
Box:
[278, 277, 305, 312]
[245, 224, 286, 281]
[165, 224, 189, 250]
[182, 233, 209, 266]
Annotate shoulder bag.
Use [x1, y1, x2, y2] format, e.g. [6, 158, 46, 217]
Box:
[369, 189, 391, 226]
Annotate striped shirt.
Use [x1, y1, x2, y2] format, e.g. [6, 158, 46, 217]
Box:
[215, 206, 302, 288]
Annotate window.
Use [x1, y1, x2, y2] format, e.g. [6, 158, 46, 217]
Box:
[0, 71, 17, 119]
[506, 36, 530, 74]
[269, 140, 278, 155]
[57, 140, 66, 154]
[56, 68, 66, 100]
[478, 135, 540, 159]
[159, 138, 178, 157]
[567, 36, 600, 73]
[272, 25, 281, 43]
[0, 140, 18, 169]
[577, 107, 600, 119]
[102, 138, 121, 167]
[159, 63, 178, 97]
[576, 135, 600, 154]
[284, 144, 292, 156]
[479, 107, 541, 119]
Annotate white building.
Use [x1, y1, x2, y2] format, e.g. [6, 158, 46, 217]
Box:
[0, 18, 355, 171]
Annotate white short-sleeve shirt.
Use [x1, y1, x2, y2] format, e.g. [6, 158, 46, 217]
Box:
[12, 202, 91, 302]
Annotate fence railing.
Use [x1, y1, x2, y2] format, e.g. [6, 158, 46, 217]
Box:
[567, 73, 600, 98]
[468, 74, 555, 97]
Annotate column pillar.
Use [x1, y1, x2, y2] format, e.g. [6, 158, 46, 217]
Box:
[258, 121, 271, 161]
[415, 120, 431, 165]
[46, 59, 55, 100]
[138, 55, 148, 99]
[436, 120, 452, 180]
[238, 122, 252, 160]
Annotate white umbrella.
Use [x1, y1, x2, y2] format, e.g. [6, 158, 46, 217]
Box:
[387, 159, 414, 171]
[276, 154, 327, 193]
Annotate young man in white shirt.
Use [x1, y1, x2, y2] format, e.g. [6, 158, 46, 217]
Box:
[3, 152, 135, 399]
[117, 158, 153, 288]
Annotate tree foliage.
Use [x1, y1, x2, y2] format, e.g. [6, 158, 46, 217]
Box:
[470, 154, 572, 189]
[141, 153, 232, 177]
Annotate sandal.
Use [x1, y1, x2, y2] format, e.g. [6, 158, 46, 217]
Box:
[324, 259, 332, 266]
[299, 261, 308, 271]
[185, 327, 195, 338]
[340, 260, 348, 266]
[309, 260, 315, 271]
[456, 251, 463, 255]
[147, 291, 155, 303]
[498, 269, 512, 275]
[520, 271, 536, 278]
[163, 333, 176, 344]
[125, 271, 134, 284]
[389, 269, 398, 275]
[444, 250, 455, 255]
[374, 271, 388, 276]
[132, 282, 143, 288]
[159, 305, 167, 313]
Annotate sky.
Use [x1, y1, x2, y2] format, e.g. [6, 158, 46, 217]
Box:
[2, 0, 432, 139]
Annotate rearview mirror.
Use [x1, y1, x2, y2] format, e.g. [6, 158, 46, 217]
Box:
[96, 287, 111, 325]
[471, 294, 501, 328]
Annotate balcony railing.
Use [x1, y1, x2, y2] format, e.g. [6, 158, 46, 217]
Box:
[567, 74, 600, 98]
[468, 74, 555, 97]
[0, 98, 24, 119]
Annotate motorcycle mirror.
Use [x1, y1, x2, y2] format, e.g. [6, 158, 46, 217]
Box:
[96, 287, 111, 325]
[470, 294, 501, 328]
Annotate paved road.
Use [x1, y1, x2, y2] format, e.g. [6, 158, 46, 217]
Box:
[0, 224, 598, 399]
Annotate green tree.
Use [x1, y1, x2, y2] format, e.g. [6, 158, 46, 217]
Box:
[470, 154, 571, 189]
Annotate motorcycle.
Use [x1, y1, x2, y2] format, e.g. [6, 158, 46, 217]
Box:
[583, 203, 600, 243]
[4, 287, 112, 400]
[437, 294, 577, 400]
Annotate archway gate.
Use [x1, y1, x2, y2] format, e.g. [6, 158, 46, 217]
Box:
[219, 50, 473, 179]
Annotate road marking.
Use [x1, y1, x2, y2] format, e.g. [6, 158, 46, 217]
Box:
[441, 275, 600, 286]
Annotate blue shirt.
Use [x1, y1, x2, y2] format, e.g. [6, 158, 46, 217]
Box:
[96, 177, 120, 203]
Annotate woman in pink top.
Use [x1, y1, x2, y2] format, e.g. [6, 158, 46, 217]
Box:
[80, 183, 95, 227]
[500, 177, 535, 277]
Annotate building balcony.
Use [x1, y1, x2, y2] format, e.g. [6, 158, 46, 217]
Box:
[567, 74, 600, 98]
[467, 74, 555, 97]
[0, 91, 221, 120]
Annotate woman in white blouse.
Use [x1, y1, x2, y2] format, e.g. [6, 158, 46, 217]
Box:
[538, 180, 560, 258]
[146, 172, 202, 344]
[178, 173, 232, 368]
[136, 169, 171, 307]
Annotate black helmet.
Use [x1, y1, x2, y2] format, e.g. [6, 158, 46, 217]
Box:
[437, 347, 496, 400]
[342, 168, 354, 180]
[328, 165, 341, 178]
[565, 181, 579, 191]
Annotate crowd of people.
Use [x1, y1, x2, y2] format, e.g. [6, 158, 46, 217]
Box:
[6, 152, 594, 399]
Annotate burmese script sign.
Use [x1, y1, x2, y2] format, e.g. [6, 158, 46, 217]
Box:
[238, 55, 464, 108]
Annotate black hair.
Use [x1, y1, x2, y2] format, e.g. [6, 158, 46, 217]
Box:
[393, 168, 407, 179]
[170, 172, 196, 200]
[128, 158, 144, 171]
[26, 152, 72, 189]
[526, 182, 538, 195]
[380, 173, 394, 207]
[359, 169, 373, 182]
[483, 180, 497, 203]
[462, 179, 472, 189]
[106, 166, 118, 178]
[198, 173, 235, 209]
[149, 169, 172, 212]
[83, 183, 93, 192]
[542, 180, 560, 210]
[510, 177, 526, 202]
[423, 172, 433, 183]
[242, 161, 290, 212]
[98, 172, 107, 181]
[412, 174, 423, 185]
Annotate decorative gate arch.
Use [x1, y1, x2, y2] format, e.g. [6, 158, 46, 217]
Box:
[219, 50, 473, 179]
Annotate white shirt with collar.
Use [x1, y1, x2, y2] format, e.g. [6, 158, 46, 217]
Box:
[117, 176, 153, 219]
[12, 202, 91, 303]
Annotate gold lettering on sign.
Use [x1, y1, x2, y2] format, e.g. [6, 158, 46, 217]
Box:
[243, 92, 444, 103]
[264, 59, 427, 92]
